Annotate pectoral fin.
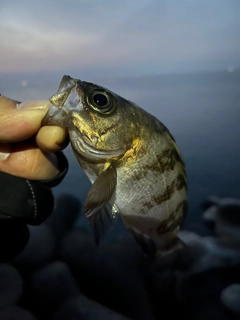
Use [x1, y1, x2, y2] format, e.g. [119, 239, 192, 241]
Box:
[84, 164, 117, 218]
[88, 203, 119, 245]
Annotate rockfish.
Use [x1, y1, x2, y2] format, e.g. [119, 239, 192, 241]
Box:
[43, 75, 187, 255]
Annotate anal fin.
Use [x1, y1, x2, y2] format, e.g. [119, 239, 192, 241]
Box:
[128, 228, 157, 257]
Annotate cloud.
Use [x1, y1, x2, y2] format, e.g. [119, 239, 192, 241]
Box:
[0, 0, 151, 72]
[0, 0, 239, 75]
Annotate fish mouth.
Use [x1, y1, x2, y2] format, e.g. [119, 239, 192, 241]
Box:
[42, 76, 82, 127]
[70, 129, 125, 161]
[74, 127, 98, 153]
[44, 74, 127, 161]
[49, 75, 78, 109]
[72, 132, 100, 160]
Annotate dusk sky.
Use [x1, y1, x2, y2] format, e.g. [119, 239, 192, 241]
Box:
[1, 0, 240, 76]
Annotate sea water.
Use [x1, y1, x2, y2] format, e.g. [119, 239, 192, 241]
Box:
[1, 70, 240, 235]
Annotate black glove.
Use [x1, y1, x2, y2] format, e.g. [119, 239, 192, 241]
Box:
[0, 151, 68, 262]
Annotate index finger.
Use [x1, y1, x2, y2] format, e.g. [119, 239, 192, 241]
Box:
[0, 97, 50, 142]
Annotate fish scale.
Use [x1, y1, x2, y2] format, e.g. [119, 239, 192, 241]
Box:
[43, 75, 187, 256]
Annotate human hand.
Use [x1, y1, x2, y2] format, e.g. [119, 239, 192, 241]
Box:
[0, 96, 69, 180]
[0, 95, 69, 262]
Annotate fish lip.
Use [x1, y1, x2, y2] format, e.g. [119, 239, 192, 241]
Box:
[71, 124, 99, 155]
[80, 132, 97, 147]
[49, 75, 80, 109]
[71, 114, 98, 147]
[72, 132, 101, 159]
[71, 129, 125, 161]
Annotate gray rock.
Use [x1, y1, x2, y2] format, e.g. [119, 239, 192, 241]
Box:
[204, 196, 240, 209]
[0, 264, 23, 308]
[90, 235, 155, 320]
[203, 196, 240, 238]
[60, 230, 155, 320]
[30, 261, 80, 316]
[0, 306, 36, 320]
[177, 266, 240, 320]
[12, 224, 56, 271]
[0, 222, 29, 262]
[221, 283, 240, 315]
[146, 268, 179, 320]
[203, 195, 222, 208]
[54, 295, 131, 320]
[60, 229, 97, 275]
[178, 231, 240, 275]
[202, 205, 218, 222]
[44, 193, 81, 239]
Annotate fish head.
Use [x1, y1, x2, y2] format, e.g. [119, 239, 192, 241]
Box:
[43, 75, 140, 162]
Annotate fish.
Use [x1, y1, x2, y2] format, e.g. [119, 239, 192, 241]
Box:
[43, 75, 188, 256]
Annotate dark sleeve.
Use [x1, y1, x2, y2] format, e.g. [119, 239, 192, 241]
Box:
[0, 151, 69, 261]
[0, 151, 69, 224]
[40, 151, 69, 188]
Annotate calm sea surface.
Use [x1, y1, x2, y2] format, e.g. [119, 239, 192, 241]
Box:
[1, 71, 240, 234]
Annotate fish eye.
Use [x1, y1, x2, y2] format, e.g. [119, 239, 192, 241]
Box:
[87, 90, 115, 114]
[93, 93, 108, 107]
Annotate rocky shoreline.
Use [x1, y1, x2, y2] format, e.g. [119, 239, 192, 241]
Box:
[0, 194, 239, 320]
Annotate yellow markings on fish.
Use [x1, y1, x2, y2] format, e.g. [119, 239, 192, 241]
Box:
[43, 75, 188, 256]
[123, 137, 142, 161]
[72, 112, 99, 139]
